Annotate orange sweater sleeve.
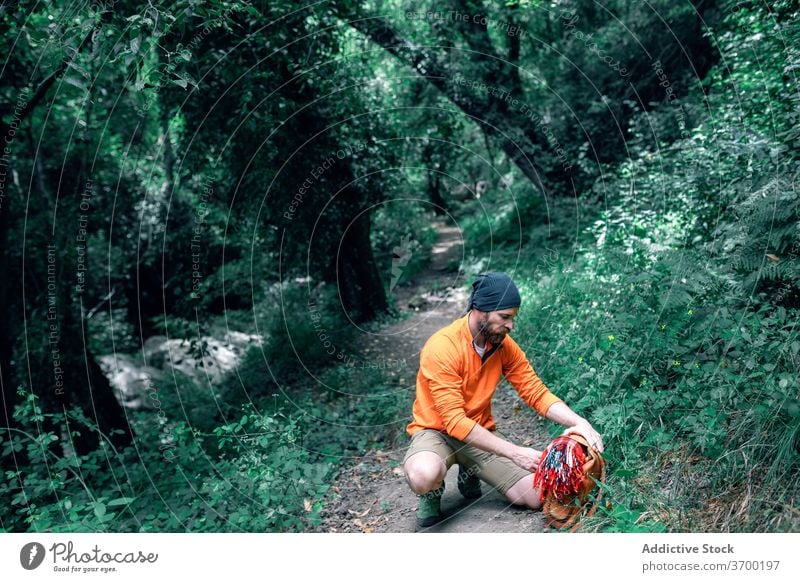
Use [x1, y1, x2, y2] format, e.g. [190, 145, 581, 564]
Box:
[418, 337, 477, 441]
[501, 337, 562, 416]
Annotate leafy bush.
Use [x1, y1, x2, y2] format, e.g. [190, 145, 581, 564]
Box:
[0, 390, 339, 532]
[248, 280, 354, 387]
[1, 390, 142, 532]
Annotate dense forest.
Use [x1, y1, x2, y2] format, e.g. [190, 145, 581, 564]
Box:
[1, 0, 798, 533]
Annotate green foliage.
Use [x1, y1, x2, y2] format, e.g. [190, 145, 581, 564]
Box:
[706, 0, 800, 144]
[371, 200, 438, 294]
[509, 191, 799, 531]
[0, 353, 411, 531]
[183, 410, 333, 532]
[1, 390, 141, 532]
[1, 389, 356, 532]
[258, 281, 355, 384]
[87, 308, 140, 354]
[297, 362, 414, 456]
[465, 0, 800, 532]
[712, 175, 800, 305]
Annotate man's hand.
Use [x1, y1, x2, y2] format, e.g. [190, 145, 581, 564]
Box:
[561, 420, 604, 453]
[545, 403, 604, 452]
[510, 446, 542, 472]
[463, 424, 542, 471]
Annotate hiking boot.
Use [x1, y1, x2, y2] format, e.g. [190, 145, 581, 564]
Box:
[416, 486, 444, 527]
[457, 465, 482, 499]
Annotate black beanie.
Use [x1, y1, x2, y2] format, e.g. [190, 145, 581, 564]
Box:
[468, 272, 521, 312]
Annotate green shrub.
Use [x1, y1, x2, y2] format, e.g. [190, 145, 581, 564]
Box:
[0, 389, 342, 532]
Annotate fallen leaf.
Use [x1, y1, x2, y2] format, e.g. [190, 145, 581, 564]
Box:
[348, 506, 371, 518]
[304, 499, 312, 513]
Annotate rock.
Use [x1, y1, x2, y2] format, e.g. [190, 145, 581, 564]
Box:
[408, 296, 427, 309]
[143, 335, 169, 356]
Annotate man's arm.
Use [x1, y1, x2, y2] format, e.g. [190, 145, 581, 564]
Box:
[545, 401, 604, 452]
[501, 337, 604, 452]
[461, 403, 604, 473]
[462, 423, 542, 472]
[500, 337, 563, 416]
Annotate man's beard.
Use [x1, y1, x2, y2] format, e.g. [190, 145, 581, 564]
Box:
[485, 331, 506, 344]
[479, 316, 507, 345]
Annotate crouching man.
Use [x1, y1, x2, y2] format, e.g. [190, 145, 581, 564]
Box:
[403, 272, 604, 526]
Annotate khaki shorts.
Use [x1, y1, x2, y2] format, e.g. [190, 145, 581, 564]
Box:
[402, 429, 531, 496]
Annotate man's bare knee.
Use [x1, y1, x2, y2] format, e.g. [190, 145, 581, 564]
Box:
[404, 451, 447, 494]
[505, 475, 542, 509]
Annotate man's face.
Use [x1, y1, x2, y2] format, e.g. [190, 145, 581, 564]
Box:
[477, 307, 518, 345]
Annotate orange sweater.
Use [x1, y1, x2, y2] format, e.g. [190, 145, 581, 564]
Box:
[407, 314, 562, 441]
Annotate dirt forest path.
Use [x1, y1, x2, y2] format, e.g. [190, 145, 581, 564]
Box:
[319, 221, 551, 533]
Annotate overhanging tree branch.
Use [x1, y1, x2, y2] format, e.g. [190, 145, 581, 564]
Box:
[338, 9, 552, 195]
[13, 18, 102, 128]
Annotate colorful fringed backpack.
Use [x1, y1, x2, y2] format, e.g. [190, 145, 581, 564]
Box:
[532, 433, 607, 531]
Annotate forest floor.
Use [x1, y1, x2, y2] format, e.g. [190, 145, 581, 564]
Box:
[317, 220, 554, 533]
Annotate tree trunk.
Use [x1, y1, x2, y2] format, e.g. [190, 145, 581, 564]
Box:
[421, 144, 448, 215]
[337, 209, 389, 322]
[428, 172, 448, 216]
[161, 102, 175, 198]
[59, 295, 134, 454]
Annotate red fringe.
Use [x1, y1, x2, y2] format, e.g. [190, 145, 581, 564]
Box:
[533, 436, 587, 502]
